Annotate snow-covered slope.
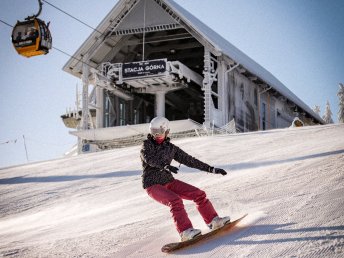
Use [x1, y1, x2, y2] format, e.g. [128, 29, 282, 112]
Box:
[0, 124, 343, 257]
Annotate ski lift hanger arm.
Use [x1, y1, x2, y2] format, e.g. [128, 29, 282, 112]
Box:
[26, 0, 43, 21]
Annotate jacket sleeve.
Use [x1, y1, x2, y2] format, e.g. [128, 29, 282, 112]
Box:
[173, 145, 211, 172]
[140, 141, 165, 169]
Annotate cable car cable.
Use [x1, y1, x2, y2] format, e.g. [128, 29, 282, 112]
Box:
[39, 1, 121, 61]
[3, 0, 124, 64]
[41, 0, 130, 48]
[10, 0, 143, 60]
[0, 19, 13, 28]
[39, 1, 132, 64]
[41, 0, 102, 35]
[1, 18, 89, 67]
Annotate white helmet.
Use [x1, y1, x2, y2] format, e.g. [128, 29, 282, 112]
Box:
[149, 117, 170, 135]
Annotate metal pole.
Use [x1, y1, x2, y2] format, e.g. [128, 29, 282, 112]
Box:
[23, 135, 29, 162]
[96, 86, 104, 128]
[155, 91, 166, 117]
[81, 54, 90, 130]
[78, 54, 90, 154]
[142, 0, 146, 61]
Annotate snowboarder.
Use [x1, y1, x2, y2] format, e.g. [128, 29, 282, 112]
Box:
[140, 116, 231, 241]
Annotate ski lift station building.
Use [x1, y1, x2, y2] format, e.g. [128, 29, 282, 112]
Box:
[62, 0, 324, 153]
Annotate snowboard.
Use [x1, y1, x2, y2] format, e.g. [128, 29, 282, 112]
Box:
[161, 214, 248, 253]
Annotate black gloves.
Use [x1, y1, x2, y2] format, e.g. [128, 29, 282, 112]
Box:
[164, 164, 179, 174]
[208, 166, 227, 176]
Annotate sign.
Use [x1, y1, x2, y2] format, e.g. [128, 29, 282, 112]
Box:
[82, 144, 90, 152]
[122, 59, 167, 79]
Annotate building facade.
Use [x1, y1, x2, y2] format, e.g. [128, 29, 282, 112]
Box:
[62, 0, 324, 152]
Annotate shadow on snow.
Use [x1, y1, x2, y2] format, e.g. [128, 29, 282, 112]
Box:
[1, 149, 343, 184]
[175, 223, 344, 255]
[227, 149, 344, 171]
[181, 149, 344, 173]
[0, 170, 142, 185]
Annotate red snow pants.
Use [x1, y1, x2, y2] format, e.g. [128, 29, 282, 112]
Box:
[146, 179, 218, 233]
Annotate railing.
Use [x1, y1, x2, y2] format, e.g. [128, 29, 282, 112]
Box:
[75, 119, 238, 150]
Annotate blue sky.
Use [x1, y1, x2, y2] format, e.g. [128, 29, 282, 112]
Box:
[1, 0, 343, 168]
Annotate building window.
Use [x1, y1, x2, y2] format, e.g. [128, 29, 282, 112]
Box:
[133, 109, 140, 124]
[211, 83, 218, 93]
[104, 95, 116, 127]
[105, 97, 110, 127]
[119, 102, 126, 125]
[240, 84, 244, 100]
[211, 83, 219, 110]
[261, 102, 266, 130]
[211, 95, 219, 109]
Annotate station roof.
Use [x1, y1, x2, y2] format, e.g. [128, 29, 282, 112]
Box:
[63, 0, 324, 124]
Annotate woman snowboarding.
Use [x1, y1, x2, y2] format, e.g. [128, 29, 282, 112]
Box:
[140, 116, 230, 241]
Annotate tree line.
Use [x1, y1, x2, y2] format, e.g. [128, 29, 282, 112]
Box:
[312, 83, 344, 124]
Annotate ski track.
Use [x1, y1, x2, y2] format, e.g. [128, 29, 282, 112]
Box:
[0, 124, 343, 257]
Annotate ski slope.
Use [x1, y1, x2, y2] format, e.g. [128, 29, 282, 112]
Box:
[0, 124, 343, 257]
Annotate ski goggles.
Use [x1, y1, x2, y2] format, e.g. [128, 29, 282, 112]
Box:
[150, 128, 170, 136]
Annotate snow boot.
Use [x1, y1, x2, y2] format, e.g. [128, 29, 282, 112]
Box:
[180, 228, 201, 241]
[208, 216, 231, 230]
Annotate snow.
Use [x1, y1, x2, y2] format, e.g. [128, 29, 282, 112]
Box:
[1, 124, 344, 257]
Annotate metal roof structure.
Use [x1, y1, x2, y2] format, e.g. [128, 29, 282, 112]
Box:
[63, 0, 324, 124]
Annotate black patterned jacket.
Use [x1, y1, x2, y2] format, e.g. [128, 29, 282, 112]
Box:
[140, 134, 211, 189]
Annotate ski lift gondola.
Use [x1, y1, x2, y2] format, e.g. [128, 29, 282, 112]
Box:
[11, 0, 52, 58]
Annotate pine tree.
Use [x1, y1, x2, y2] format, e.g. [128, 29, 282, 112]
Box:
[337, 83, 344, 123]
[322, 100, 334, 124]
[313, 105, 321, 116]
